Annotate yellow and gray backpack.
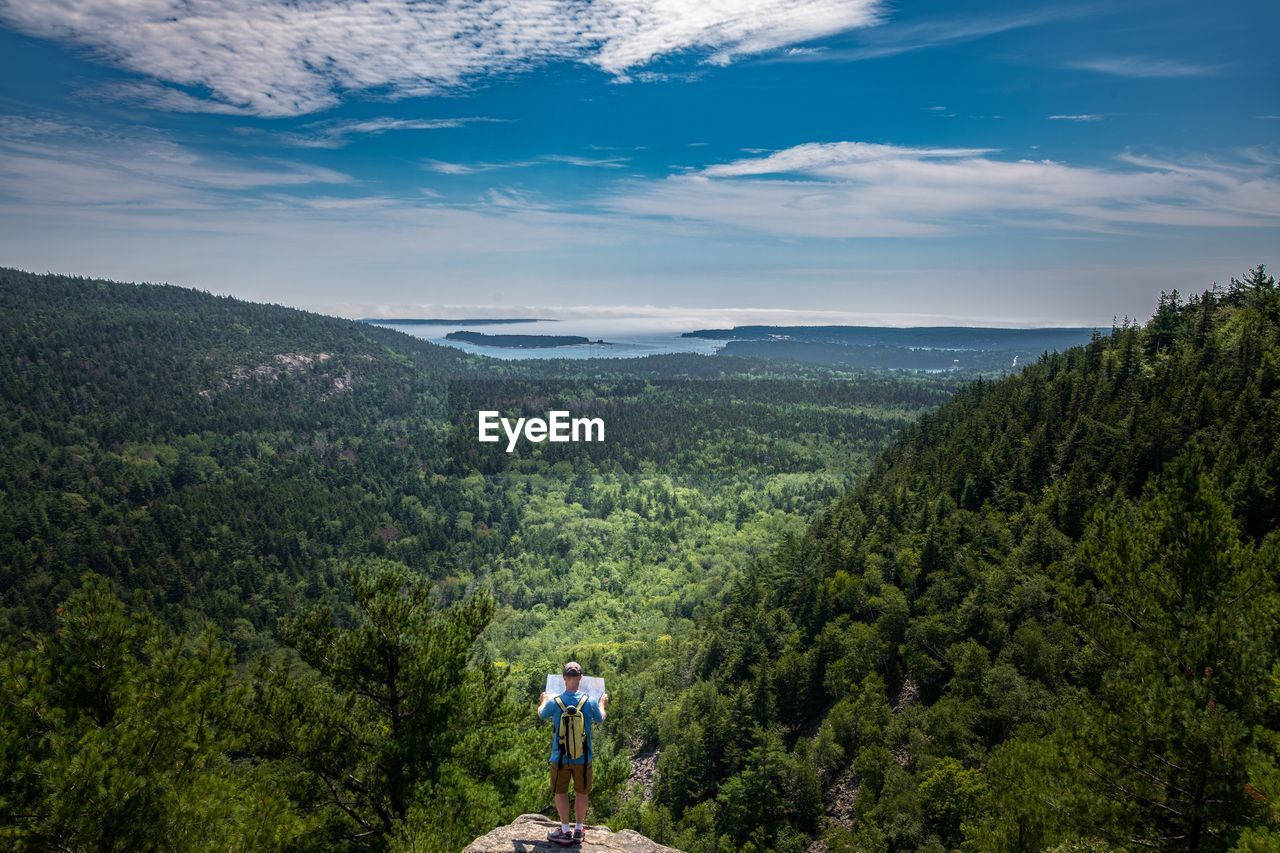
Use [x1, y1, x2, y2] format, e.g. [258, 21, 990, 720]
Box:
[554, 694, 590, 762]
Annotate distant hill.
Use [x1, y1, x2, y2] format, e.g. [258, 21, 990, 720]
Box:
[688, 324, 1100, 372]
[683, 324, 1099, 349]
[0, 267, 487, 632]
[361, 317, 551, 325]
[0, 266, 951, 636]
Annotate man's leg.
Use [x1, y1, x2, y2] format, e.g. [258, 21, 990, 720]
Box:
[574, 763, 592, 826]
[555, 792, 571, 825]
[551, 765, 571, 826]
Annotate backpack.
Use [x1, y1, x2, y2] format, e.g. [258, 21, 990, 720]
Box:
[554, 694, 590, 763]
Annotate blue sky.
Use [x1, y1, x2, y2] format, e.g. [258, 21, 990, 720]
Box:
[0, 0, 1276, 325]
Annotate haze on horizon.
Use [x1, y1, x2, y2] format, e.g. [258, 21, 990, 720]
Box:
[352, 303, 1105, 331]
[0, 0, 1276, 325]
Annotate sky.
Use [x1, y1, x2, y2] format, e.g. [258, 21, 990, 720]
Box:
[0, 0, 1277, 326]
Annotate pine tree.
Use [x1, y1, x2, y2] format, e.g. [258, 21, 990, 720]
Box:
[0, 574, 305, 850]
[246, 557, 536, 846]
[1064, 457, 1279, 849]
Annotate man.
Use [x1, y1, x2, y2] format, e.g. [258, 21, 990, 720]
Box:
[537, 661, 609, 846]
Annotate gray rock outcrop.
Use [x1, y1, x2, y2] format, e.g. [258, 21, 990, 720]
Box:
[462, 814, 681, 852]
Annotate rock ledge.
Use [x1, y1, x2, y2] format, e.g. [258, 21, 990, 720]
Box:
[462, 814, 680, 852]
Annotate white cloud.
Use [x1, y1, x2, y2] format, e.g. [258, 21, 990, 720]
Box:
[423, 154, 630, 174]
[762, 7, 1083, 63]
[88, 81, 259, 116]
[1066, 56, 1220, 78]
[0, 114, 350, 207]
[4, 110, 1277, 286]
[630, 69, 707, 84]
[1, 117, 1274, 323]
[1048, 114, 1102, 121]
[543, 154, 630, 168]
[423, 160, 496, 177]
[0, 112, 659, 279]
[605, 141, 1280, 237]
[277, 117, 507, 149]
[0, 0, 881, 117]
[699, 142, 997, 177]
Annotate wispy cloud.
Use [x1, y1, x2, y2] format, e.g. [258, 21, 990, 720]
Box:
[630, 70, 707, 84]
[543, 155, 629, 168]
[273, 117, 507, 149]
[1065, 56, 1221, 78]
[424, 154, 630, 175]
[0, 114, 637, 280]
[0, 114, 349, 208]
[422, 160, 497, 177]
[698, 142, 997, 178]
[5, 108, 1276, 273]
[1048, 114, 1103, 121]
[605, 141, 1280, 237]
[762, 6, 1086, 63]
[86, 81, 258, 116]
[2, 112, 1274, 325]
[0, 0, 881, 117]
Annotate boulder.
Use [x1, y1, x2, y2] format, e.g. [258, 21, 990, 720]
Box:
[462, 814, 681, 852]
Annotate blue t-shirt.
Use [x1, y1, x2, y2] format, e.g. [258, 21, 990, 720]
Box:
[539, 690, 602, 764]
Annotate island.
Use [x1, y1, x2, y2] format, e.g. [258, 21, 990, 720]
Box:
[682, 324, 1098, 350]
[684, 324, 1100, 372]
[444, 331, 611, 348]
[358, 317, 550, 325]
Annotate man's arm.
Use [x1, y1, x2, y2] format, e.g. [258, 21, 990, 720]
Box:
[596, 693, 609, 723]
[537, 691, 554, 720]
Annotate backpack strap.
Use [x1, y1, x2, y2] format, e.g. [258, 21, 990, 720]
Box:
[553, 696, 569, 769]
[573, 695, 591, 760]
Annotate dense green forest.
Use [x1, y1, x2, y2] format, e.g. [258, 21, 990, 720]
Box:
[0, 268, 957, 849]
[1, 265, 1276, 851]
[616, 267, 1280, 851]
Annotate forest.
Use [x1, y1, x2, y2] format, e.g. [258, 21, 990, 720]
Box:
[0, 265, 1277, 851]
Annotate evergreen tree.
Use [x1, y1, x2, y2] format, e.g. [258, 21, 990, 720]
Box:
[0, 574, 305, 851]
[1062, 458, 1279, 849]
[247, 558, 541, 848]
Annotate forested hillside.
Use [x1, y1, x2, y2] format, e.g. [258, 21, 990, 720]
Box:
[0, 268, 482, 634]
[0, 268, 956, 850]
[4, 265, 1274, 852]
[620, 267, 1280, 851]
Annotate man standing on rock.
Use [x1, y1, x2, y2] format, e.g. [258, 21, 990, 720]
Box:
[537, 661, 608, 846]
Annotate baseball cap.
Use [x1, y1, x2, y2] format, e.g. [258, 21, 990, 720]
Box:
[563, 661, 583, 676]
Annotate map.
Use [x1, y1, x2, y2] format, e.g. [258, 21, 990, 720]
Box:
[545, 674, 606, 702]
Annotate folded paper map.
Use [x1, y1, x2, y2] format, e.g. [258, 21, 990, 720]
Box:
[545, 674, 606, 702]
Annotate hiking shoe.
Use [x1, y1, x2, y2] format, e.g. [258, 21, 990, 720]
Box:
[573, 827, 585, 844]
[547, 828, 573, 846]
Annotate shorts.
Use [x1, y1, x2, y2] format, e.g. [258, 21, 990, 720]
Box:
[550, 761, 593, 795]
